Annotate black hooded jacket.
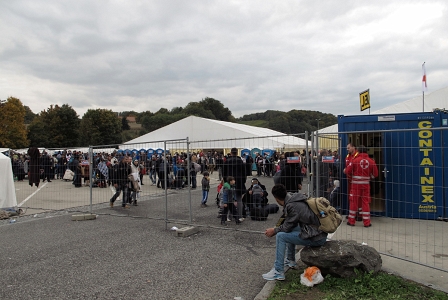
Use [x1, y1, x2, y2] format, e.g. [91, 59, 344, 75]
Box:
[275, 192, 327, 241]
[222, 155, 247, 193]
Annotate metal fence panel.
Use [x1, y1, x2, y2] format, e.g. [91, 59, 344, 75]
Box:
[11, 128, 448, 273]
[316, 127, 448, 272]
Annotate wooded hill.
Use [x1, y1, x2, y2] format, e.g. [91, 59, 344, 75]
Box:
[1, 96, 337, 149]
[237, 110, 337, 134]
[120, 97, 337, 139]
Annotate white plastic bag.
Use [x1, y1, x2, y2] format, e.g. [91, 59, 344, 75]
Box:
[300, 266, 324, 287]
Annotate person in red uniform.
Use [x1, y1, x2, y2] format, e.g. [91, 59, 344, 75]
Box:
[343, 143, 360, 219]
[345, 145, 378, 227]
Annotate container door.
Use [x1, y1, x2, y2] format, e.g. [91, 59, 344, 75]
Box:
[383, 121, 443, 219]
[382, 130, 410, 218]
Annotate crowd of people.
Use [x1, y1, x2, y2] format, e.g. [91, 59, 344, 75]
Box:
[8, 145, 379, 282]
[9, 146, 345, 204]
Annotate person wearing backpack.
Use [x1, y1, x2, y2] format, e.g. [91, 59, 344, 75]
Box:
[246, 177, 268, 212]
[262, 184, 327, 281]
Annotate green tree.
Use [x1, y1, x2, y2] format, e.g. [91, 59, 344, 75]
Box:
[0, 97, 28, 148]
[170, 107, 183, 114]
[79, 109, 122, 146]
[27, 104, 80, 148]
[24, 105, 37, 124]
[28, 117, 48, 147]
[237, 109, 337, 134]
[141, 113, 186, 132]
[121, 116, 130, 130]
[199, 97, 235, 121]
[183, 102, 216, 119]
[268, 114, 291, 133]
[136, 110, 154, 123]
[120, 111, 138, 118]
[156, 108, 169, 114]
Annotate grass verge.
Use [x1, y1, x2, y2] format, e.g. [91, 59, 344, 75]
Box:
[268, 268, 448, 300]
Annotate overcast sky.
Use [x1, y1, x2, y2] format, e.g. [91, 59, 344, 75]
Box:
[1, 0, 447, 119]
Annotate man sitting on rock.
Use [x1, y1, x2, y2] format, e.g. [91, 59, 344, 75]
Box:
[262, 184, 327, 281]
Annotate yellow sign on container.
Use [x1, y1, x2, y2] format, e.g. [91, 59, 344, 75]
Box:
[360, 89, 370, 111]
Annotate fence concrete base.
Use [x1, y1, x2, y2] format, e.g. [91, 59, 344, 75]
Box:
[175, 226, 199, 237]
[71, 214, 97, 221]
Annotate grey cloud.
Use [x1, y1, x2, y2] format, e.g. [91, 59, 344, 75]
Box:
[0, 0, 447, 119]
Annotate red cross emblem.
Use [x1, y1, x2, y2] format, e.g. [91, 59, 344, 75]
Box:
[360, 159, 369, 169]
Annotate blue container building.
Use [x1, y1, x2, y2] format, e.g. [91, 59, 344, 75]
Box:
[338, 110, 448, 220]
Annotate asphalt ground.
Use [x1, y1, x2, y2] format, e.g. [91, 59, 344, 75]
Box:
[2, 174, 448, 299]
[0, 209, 277, 300]
[1, 175, 281, 300]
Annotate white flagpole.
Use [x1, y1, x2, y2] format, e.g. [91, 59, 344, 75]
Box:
[422, 62, 427, 112]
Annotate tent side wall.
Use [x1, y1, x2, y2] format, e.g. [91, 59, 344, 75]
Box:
[0, 153, 17, 208]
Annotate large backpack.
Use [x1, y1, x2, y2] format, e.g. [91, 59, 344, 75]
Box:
[250, 206, 269, 221]
[306, 197, 343, 233]
[251, 184, 264, 208]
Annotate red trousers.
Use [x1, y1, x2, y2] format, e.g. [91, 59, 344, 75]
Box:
[348, 184, 371, 226]
[347, 181, 363, 216]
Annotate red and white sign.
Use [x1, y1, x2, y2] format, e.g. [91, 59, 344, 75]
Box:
[322, 156, 334, 163]
[286, 156, 301, 164]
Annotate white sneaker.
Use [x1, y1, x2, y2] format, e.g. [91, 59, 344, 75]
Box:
[262, 268, 285, 281]
[227, 218, 231, 222]
[284, 258, 297, 269]
[239, 218, 245, 222]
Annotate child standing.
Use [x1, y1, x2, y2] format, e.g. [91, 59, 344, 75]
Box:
[201, 171, 210, 207]
[221, 176, 240, 225]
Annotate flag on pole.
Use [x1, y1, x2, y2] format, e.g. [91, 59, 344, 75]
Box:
[422, 62, 428, 92]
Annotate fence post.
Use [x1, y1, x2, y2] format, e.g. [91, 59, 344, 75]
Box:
[316, 130, 320, 197]
[164, 141, 168, 230]
[187, 137, 192, 224]
[305, 131, 309, 197]
[310, 131, 315, 197]
[89, 146, 93, 214]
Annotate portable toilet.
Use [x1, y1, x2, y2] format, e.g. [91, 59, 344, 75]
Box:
[262, 149, 274, 158]
[338, 110, 448, 220]
[250, 148, 261, 171]
[241, 148, 251, 157]
[147, 149, 154, 157]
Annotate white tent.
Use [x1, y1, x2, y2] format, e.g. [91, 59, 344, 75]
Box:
[0, 152, 17, 209]
[122, 116, 310, 151]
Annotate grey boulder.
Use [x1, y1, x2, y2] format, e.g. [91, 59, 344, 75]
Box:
[300, 240, 382, 278]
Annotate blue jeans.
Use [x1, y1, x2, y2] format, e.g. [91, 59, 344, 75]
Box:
[149, 169, 156, 184]
[274, 225, 326, 273]
[202, 190, 209, 204]
[110, 184, 130, 207]
[190, 171, 197, 188]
